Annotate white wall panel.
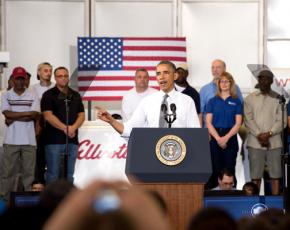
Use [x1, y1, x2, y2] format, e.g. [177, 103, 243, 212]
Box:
[268, 0, 290, 39]
[267, 41, 290, 68]
[94, 1, 174, 36]
[181, 1, 261, 91]
[5, 0, 85, 86]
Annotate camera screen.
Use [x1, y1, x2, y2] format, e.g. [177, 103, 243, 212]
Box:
[93, 190, 121, 214]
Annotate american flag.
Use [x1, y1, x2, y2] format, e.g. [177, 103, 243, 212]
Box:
[77, 37, 187, 101]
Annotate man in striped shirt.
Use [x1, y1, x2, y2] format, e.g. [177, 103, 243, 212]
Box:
[0, 66, 40, 202]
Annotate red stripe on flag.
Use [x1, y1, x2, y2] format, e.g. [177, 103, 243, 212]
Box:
[123, 37, 185, 41]
[152, 86, 160, 90]
[123, 46, 186, 51]
[77, 76, 157, 81]
[82, 96, 123, 101]
[79, 86, 133, 91]
[123, 56, 186, 61]
[123, 66, 156, 71]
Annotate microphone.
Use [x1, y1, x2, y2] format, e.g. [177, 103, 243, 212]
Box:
[170, 103, 176, 114]
[276, 94, 286, 104]
[170, 103, 177, 124]
[161, 103, 167, 113]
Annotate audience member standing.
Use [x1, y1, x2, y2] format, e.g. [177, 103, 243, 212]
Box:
[174, 63, 201, 125]
[206, 72, 242, 188]
[31, 62, 54, 186]
[200, 59, 243, 126]
[121, 68, 157, 121]
[0, 76, 14, 199]
[41, 67, 85, 184]
[244, 70, 286, 195]
[0, 67, 40, 202]
[32, 62, 54, 99]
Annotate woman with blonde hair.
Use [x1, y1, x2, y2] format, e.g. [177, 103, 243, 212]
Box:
[205, 72, 243, 189]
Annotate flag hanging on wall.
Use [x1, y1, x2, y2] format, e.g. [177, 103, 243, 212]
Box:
[77, 37, 187, 101]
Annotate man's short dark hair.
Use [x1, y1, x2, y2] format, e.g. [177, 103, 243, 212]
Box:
[54, 66, 69, 76]
[135, 68, 149, 76]
[157, 60, 176, 72]
[218, 168, 234, 180]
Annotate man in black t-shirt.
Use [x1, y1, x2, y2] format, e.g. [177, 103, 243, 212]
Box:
[41, 66, 85, 184]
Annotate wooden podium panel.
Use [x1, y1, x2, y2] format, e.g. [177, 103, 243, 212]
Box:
[135, 183, 204, 230]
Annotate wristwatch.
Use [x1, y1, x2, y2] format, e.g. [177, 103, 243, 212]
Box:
[269, 131, 273, 136]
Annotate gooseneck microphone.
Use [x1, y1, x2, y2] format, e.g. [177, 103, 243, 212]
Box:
[161, 103, 168, 113]
[162, 103, 177, 128]
[170, 103, 177, 124]
[170, 103, 176, 114]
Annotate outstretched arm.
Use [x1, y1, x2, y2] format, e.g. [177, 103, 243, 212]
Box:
[96, 107, 124, 134]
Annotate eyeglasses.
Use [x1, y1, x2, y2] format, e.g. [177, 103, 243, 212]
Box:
[220, 80, 230, 84]
[55, 75, 69, 79]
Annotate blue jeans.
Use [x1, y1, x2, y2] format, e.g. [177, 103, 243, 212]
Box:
[45, 144, 78, 184]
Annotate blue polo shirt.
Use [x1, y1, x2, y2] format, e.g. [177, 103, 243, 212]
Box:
[200, 81, 243, 114]
[206, 96, 243, 128]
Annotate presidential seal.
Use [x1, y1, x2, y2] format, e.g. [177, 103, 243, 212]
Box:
[155, 135, 186, 166]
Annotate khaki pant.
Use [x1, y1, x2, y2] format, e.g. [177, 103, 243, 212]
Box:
[0, 144, 36, 203]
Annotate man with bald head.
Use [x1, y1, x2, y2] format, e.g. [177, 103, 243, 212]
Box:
[199, 59, 243, 126]
[121, 68, 157, 121]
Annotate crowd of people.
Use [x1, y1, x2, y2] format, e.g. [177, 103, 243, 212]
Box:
[0, 58, 289, 228]
[0, 63, 85, 203]
[0, 179, 289, 230]
[99, 59, 287, 195]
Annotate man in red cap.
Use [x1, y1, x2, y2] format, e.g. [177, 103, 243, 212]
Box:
[0, 66, 40, 203]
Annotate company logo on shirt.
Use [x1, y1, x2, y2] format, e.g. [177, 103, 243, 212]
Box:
[228, 101, 237, 106]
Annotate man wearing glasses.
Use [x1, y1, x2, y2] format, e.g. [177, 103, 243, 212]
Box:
[41, 67, 85, 184]
[212, 169, 235, 191]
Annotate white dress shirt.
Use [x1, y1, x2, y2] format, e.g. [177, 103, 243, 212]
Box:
[122, 89, 200, 137]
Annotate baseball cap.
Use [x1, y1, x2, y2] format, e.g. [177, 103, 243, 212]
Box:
[175, 63, 188, 71]
[257, 69, 274, 79]
[12, 67, 28, 79]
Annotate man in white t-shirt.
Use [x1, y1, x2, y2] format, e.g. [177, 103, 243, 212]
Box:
[121, 68, 157, 121]
[32, 62, 54, 99]
[97, 61, 200, 137]
[0, 66, 40, 202]
[31, 62, 54, 186]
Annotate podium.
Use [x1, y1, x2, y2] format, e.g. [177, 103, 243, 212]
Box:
[126, 128, 211, 230]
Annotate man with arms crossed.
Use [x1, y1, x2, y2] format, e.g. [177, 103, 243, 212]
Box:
[0, 67, 39, 202]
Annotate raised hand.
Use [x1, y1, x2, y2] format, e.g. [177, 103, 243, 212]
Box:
[95, 106, 113, 124]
